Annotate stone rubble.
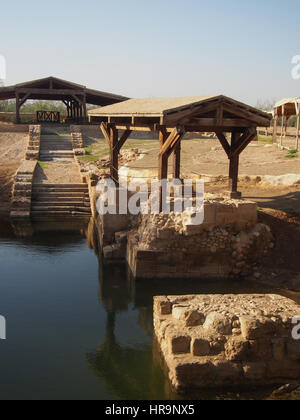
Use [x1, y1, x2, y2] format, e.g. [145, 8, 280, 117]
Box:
[154, 294, 300, 391]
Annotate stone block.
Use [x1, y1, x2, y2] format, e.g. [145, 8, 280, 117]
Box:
[225, 337, 250, 361]
[203, 312, 232, 335]
[169, 335, 191, 355]
[192, 338, 210, 356]
[154, 297, 172, 316]
[240, 316, 276, 340]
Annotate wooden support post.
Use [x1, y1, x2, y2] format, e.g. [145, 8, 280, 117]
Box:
[296, 114, 299, 151]
[83, 93, 87, 122]
[228, 132, 241, 198]
[173, 140, 181, 179]
[15, 92, 20, 124]
[110, 125, 119, 185]
[280, 106, 285, 147]
[158, 127, 169, 212]
[272, 114, 278, 144]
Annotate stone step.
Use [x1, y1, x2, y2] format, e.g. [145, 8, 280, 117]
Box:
[40, 143, 72, 147]
[32, 194, 89, 200]
[40, 150, 73, 153]
[31, 211, 91, 216]
[32, 201, 89, 207]
[41, 135, 71, 140]
[39, 158, 74, 162]
[32, 184, 88, 190]
[31, 207, 91, 213]
[39, 156, 74, 160]
[33, 190, 88, 195]
[40, 148, 73, 152]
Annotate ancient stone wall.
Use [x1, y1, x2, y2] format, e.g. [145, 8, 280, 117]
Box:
[127, 198, 273, 279]
[10, 160, 37, 219]
[70, 125, 84, 149]
[154, 294, 300, 391]
[10, 125, 40, 219]
[25, 125, 41, 160]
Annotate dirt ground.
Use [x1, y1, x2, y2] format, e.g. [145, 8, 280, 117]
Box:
[34, 162, 81, 184]
[0, 124, 27, 214]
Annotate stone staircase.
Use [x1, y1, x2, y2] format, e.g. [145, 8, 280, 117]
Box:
[31, 184, 91, 217]
[39, 135, 74, 161]
[30, 130, 92, 219]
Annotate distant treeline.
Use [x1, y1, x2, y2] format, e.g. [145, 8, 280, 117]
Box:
[0, 100, 67, 114]
[256, 99, 298, 127]
[0, 99, 97, 114]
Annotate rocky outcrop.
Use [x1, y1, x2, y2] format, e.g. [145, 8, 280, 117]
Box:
[154, 294, 300, 391]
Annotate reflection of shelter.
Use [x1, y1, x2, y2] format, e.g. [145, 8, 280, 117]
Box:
[0, 76, 128, 124]
[89, 96, 271, 203]
[87, 262, 168, 400]
[273, 97, 300, 150]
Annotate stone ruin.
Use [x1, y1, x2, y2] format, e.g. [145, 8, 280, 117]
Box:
[154, 294, 300, 391]
[127, 196, 273, 279]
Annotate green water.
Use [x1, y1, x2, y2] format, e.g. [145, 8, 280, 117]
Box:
[0, 218, 296, 400]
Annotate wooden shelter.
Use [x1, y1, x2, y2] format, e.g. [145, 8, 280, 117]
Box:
[273, 97, 300, 149]
[0, 76, 128, 123]
[89, 96, 271, 207]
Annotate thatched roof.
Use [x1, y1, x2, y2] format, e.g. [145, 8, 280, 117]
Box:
[89, 95, 272, 127]
[0, 76, 129, 106]
[88, 96, 217, 116]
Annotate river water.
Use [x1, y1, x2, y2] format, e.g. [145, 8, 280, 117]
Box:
[0, 217, 297, 400]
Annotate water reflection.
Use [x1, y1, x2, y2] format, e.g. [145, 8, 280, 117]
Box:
[0, 215, 299, 400]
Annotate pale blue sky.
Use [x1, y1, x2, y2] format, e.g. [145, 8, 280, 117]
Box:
[1, 0, 299, 105]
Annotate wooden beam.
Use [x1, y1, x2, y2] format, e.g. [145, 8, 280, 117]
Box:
[222, 103, 270, 126]
[159, 126, 185, 157]
[215, 132, 231, 157]
[296, 114, 299, 151]
[272, 114, 278, 143]
[228, 132, 241, 196]
[216, 104, 223, 126]
[110, 125, 119, 185]
[19, 92, 31, 108]
[173, 140, 181, 179]
[100, 122, 111, 147]
[158, 128, 169, 212]
[18, 88, 85, 96]
[116, 129, 132, 153]
[231, 128, 257, 157]
[164, 99, 223, 124]
[188, 117, 255, 128]
[15, 91, 20, 124]
[114, 124, 155, 132]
